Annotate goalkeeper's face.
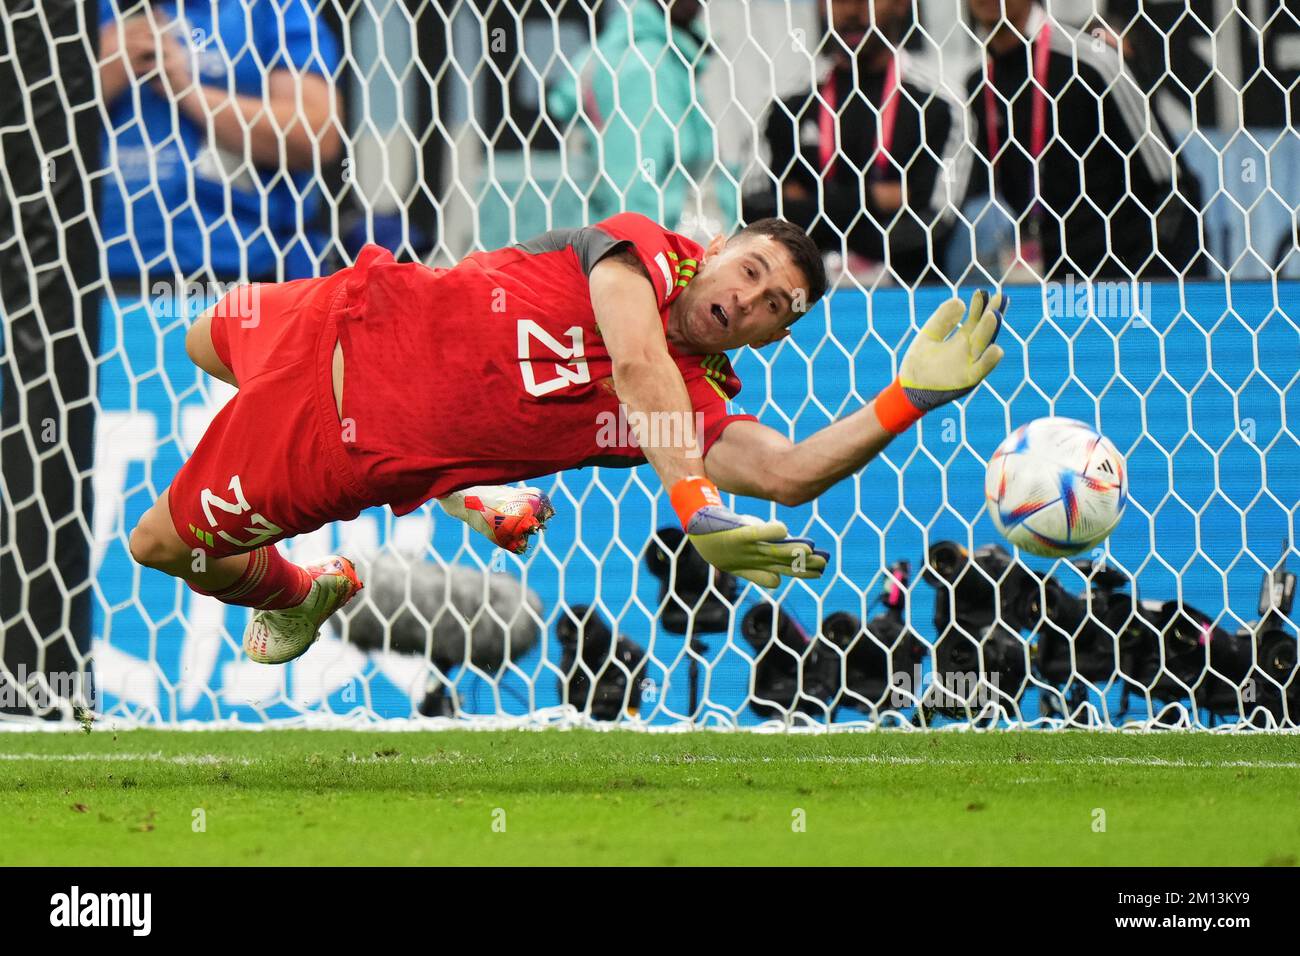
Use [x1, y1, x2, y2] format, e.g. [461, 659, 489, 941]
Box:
[667, 234, 809, 354]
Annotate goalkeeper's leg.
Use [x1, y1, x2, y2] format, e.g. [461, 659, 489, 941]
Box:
[127, 276, 372, 663]
[129, 487, 363, 665]
[131, 489, 257, 587]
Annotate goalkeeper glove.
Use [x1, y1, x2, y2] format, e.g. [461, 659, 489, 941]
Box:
[669, 476, 829, 588]
[874, 290, 1007, 434]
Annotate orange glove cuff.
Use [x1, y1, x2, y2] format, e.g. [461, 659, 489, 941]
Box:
[670, 475, 722, 528]
[874, 378, 924, 434]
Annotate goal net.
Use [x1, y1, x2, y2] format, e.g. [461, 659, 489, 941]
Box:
[1, 0, 1297, 730]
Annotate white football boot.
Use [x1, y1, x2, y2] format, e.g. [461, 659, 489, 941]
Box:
[438, 485, 555, 555]
[243, 555, 364, 664]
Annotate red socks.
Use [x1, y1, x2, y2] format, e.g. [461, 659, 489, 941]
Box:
[189, 546, 312, 610]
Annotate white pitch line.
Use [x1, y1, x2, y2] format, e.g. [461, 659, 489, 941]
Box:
[1088, 755, 1300, 770]
[664, 754, 1300, 770]
[0, 752, 1297, 770]
[0, 752, 253, 765]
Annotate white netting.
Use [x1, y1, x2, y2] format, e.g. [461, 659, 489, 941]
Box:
[1, 0, 1297, 729]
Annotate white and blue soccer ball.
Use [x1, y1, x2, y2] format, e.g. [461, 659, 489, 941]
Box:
[985, 417, 1128, 559]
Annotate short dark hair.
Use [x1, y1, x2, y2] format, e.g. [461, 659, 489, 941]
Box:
[730, 218, 827, 318]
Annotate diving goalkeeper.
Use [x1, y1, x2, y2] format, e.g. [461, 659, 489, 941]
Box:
[128, 213, 1006, 663]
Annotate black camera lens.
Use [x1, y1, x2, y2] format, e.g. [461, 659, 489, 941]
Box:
[554, 604, 646, 721]
[936, 629, 978, 670]
[821, 610, 862, 650]
[1261, 632, 1297, 676]
[928, 541, 967, 580]
[644, 526, 737, 634]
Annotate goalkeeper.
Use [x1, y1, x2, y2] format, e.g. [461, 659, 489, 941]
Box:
[128, 213, 1005, 663]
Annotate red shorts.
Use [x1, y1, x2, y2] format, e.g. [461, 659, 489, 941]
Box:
[168, 275, 375, 558]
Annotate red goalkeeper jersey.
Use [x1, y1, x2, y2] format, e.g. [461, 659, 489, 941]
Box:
[333, 213, 757, 515]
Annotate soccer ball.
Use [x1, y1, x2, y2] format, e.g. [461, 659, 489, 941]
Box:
[985, 418, 1128, 559]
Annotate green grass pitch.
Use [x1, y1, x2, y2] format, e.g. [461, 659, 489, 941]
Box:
[2, 729, 1298, 866]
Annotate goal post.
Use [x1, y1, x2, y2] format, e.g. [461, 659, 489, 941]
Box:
[0, 0, 101, 720]
[1, 0, 1297, 730]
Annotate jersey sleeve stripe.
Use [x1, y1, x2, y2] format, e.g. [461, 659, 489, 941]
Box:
[704, 375, 729, 402]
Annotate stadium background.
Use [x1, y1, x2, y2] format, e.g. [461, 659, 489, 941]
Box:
[90, 279, 1298, 725]
[3, 0, 1300, 728]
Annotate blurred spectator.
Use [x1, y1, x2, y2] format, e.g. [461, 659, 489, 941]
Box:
[745, 0, 970, 286]
[951, 0, 1205, 282]
[99, 0, 342, 283]
[547, 0, 713, 229]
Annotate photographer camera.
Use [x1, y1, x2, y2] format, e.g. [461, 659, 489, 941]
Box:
[921, 541, 1032, 721]
[644, 526, 738, 634]
[555, 605, 648, 721]
[1031, 559, 1139, 719]
[739, 603, 837, 720]
[1249, 558, 1299, 723]
[821, 560, 927, 716]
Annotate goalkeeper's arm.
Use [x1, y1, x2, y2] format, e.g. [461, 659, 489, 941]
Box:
[705, 291, 1007, 506]
[589, 250, 701, 489]
[589, 252, 826, 587]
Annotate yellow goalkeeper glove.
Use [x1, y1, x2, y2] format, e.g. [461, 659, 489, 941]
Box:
[874, 290, 1007, 434]
[669, 476, 829, 588]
